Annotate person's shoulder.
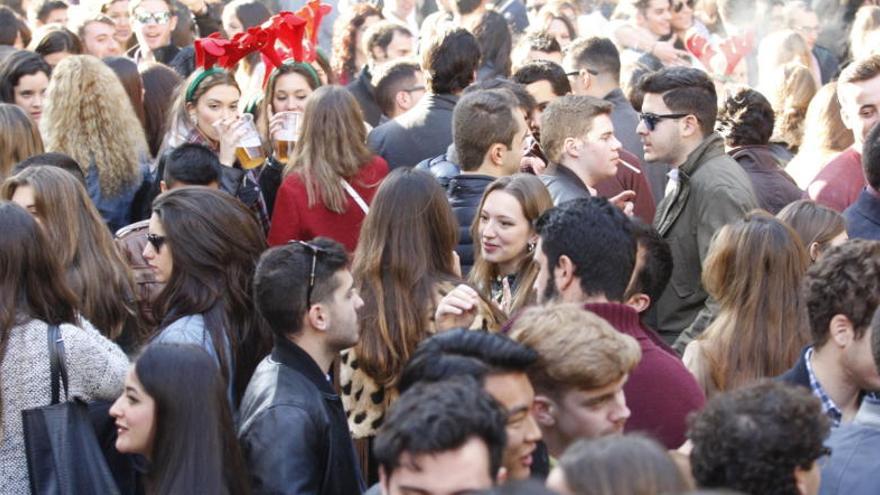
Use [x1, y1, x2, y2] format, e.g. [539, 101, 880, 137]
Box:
[361, 155, 390, 176]
[155, 315, 207, 343]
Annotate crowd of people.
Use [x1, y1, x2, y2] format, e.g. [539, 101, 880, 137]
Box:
[1, 0, 880, 492]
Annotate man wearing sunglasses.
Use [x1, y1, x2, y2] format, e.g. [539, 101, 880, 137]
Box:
[240, 237, 366, 495]
[636, 67, 757, 349]
[128, 0, 179, 65]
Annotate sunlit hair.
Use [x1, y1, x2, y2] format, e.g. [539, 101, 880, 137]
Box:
[799, 81, 853, 153]
[40, 55, 146, 197]
[757, 30, 812, 93]
[284, 85, 374, 213]
[697, 211, 811, 392]
[150, 187, 271, 403]
[352, 169, 464, 387]
[469, 174, 553, 314]
[165, 69, 239, 149]
[0, 166, 137, 340]
[331, 3, 382, 82]
[256, 62, 322, 144]
[767, 62, 817, 150]
[777, 199, 846, 260]
[850, 6, 880, 61]
[0, 103, 43, 180]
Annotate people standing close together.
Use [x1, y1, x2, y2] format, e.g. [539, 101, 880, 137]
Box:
[4, 0, 880, 494]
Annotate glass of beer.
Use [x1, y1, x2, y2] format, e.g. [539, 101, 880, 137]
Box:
[234, 113, 266, 170]
[273, 111, 302, 165]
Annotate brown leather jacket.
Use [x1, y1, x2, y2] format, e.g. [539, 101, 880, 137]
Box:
[114, 220, 163, 331]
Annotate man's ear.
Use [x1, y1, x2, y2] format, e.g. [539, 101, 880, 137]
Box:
[533, 395, 556, 427]
[829, 314, 855, 348]
[562, 136, 581, 158]
[554, 254, 577, 293]
[792, 464, 815, 495]
[681, 114, 701, 138]
[808, 241, 821, 262]
[394, 90, 410, 112]
[487, 142, 506, 166]
[159, 180, 168, 192]
[625, 292, 651, 313]
[306, 304, 329, 333]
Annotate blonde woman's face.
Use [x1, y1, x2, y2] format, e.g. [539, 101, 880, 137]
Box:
[272, 72, 313, 114]
[190, 84, 240, 142]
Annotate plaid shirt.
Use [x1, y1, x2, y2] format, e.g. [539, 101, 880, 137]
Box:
[804, 346, 844, 427]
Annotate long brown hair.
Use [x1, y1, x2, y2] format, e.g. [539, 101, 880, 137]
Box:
[352, 169, 463, 386]
[0, 103, 43, 180]
[0, 166, 138, 341]
[801, 82, 854, 154]
[285, 85, 374, 213]
[468, 174, 553, 314]
[256, 62, 322, 144]
[768, 62, 817, 150]
[0, 201, 79, 435]
[777, 199, 846, 260]
[151, 187, 271, 404]
[699, 211, 811, 392]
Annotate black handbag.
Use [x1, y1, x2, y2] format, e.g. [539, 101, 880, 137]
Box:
[21, 324, 123, 495]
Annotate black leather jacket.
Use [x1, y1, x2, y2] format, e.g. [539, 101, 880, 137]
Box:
[237, 338, 365, 495]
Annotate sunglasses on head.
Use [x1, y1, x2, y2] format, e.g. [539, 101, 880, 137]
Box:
[133, 10, 172, 25]
[673, 0, 695, 12]
[146, 233, 166, 251]
[639, 112, 690, 131]
[289, 240, 331, 307]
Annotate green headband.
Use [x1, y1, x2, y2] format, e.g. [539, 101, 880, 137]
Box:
[268, 61, 322, 91]
[186, 67, 227, 103]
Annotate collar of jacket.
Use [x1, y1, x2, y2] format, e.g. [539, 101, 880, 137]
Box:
[547, 162, 591, 193]
[603, 88, 627, 105]
[448, 173, 496, 195]
[424, 93, 459, 110]
[855, 394, 880, 429]
[653, 133, 725, 235]
[271, 336, 336, 396]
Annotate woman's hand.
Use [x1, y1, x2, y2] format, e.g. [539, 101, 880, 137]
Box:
[435, 284, 480, 331]
[214, 116, 247, 167]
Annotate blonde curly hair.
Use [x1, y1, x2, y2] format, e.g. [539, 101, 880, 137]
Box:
[41, 55, 147, 197]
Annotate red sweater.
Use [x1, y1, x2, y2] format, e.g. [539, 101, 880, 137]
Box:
[267, 156, 389, 252]
[584, 302, 706, 449]
[594, 149, 656, 224]
[808, 148, 864, 212]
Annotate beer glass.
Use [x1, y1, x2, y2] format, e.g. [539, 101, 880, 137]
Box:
[273, 111, 302, 165]
[234, 113, 266, 169]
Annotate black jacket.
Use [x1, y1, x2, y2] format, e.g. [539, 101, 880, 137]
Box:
[776, 346, 810, 389]
[238, 338, 365, 495]
[844, 188, 880, 241]
[539, 163, 590, 206]
[346, 67, 384, 128]
[447, 174, 495, 275]
[368, 93, 458, 170]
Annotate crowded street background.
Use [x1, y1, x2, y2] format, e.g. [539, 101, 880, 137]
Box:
[1, 0, 880, 492]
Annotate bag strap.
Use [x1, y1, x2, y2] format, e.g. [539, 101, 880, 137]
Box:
[47, 324, 69, 404]
[341, 179, 369, 215]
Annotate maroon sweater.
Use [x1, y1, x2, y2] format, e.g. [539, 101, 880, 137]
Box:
[584, 302, 706, 449]
[808, 148, 864, 212]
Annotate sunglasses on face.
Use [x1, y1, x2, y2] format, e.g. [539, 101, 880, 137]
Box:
[672, 0, 695, 12]
[146, 233, 166, 251]
[639, 112, 690, 131]
[565, 68, 600, 77]
[289, 240, 330, 307]
[133, 10, 172, 25]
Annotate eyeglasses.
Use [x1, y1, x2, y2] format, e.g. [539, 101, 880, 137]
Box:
[639, 112, 690, 131]
[796, 25, 820, 34]
[146, 233, 166, 251]
[133, 10, 172, 25]
[403, 85, 426, 93]
[290, 240, 329, 307]
[672, 0, 695, 12]
[565, 68, 599, 77]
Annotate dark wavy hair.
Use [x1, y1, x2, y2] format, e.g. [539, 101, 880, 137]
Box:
[140, 62, 182, 158]
[0, 49, 51, 104]
[135, 344, 250, 495]
[474, 10, 513, 79]
[331, 3, 382, 83]
[422, 27, 481, 94]
[716, 86, 775, 147]
[688, 381, 830, 495]
[150, 187, 271, 404]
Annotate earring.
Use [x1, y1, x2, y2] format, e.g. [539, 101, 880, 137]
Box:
[527, 241, 535, 253]
[189, 114, 197, 126]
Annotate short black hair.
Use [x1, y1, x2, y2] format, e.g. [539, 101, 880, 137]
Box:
[517, 30, 561, 55]
[373, 60, 420, 117]
[688, 381, 830, 494]
[862, 117, 880, 190]
[30, 26, 82, 59]
[30, 0, 67, 23]
[716, 87, 775, 147]
[465, 77, 536, 114]
[365, 21, 412, 60]
[453, 88, 520, 171]
[398, 329, 538, 393]
[535, 197, 637, 301]
[625, 220, 672, 308]
[374, 377, 507, 481]
[13, 152, 85, 184]
[453, 0, 483, 15]
[164, 143, 222, 188]
[0, 6, 21, 46]
[512, 59, 571, 97]
[564, 36, 622, 81]
[253, 237, 348, 339]
[637, 66, 717, 137]
[0, 49, 51, 103]
[423, 27, 481, 94]
[872, 307, 880, 374]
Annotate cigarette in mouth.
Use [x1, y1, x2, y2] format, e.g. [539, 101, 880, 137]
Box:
[620, 158, 641, 174]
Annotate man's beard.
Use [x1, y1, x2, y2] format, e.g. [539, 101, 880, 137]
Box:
[540, 274, 558, 303]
